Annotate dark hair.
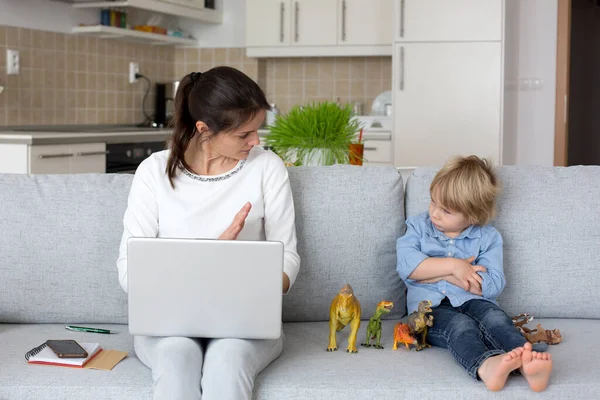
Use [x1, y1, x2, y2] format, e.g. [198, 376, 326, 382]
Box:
[166, 66, 270, 188]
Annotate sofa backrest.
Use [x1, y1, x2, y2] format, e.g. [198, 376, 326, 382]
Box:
[285, 165, 406, 321]
[0, 174, 131, 324]
[0, 165, 407, 324]
[405, 165, 600, 319]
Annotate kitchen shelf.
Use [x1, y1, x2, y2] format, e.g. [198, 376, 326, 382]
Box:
[72, 0, 222, 23]
[72, 25, 197, 46]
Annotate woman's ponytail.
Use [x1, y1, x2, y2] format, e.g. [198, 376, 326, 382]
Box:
[166, 73, 197, 188]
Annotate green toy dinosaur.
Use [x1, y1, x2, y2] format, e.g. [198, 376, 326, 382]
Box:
[361, 301, 394, 349]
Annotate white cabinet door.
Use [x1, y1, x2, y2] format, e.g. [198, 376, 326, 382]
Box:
[293, 0, 337, 46]
[340, 0, 393, 46]
[29, 143, 106, 174]
[30, 144, 74, 174]
[393, 42, 502, 167]
[70, 143, 107, 173]
[363, 140, 392, 164]
[395, 0, 503, 42]
[246, 0, 291, 47]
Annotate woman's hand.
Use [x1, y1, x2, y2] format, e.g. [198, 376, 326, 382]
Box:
[282, 272, 290, 294]
[218, 202, 251, 240]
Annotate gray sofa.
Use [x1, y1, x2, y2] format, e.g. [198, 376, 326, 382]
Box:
[1, 165, 599, 399]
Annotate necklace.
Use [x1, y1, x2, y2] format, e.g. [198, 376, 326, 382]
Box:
[179, 159, 246, 182]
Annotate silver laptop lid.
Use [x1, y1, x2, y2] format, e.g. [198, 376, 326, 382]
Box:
[127, 237, 283, 339]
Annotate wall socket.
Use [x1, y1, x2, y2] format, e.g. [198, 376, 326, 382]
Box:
[129, 62, 139, 84]
[6, 49, 20, 75]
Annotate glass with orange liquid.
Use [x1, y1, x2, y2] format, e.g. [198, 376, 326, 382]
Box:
[349, 143, 364, 166]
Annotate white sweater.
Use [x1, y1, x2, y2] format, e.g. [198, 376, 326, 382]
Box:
[116, 146, 300, 293]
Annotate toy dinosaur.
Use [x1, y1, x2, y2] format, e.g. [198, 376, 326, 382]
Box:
[393, 300, 434, 351]
[392, 322, 419, 351]
[361, 300, 394, 349]
[407, 300, 434, 350]
[512, 313, 563, 345]
[327, 284, 362, 353]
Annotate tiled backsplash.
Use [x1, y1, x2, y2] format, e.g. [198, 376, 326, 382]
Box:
[173, 51, 392, 114]
[173, 47, 260, 87]
[1, 25, 392, 126]
[263, 57, 392, 114]
[0, 25, 174, 126]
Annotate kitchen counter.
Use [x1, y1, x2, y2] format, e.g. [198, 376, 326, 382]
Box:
[0, 125, 391, 145]
[0, 125, 173, 145]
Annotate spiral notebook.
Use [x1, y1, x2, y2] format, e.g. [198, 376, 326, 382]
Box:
[25, 342, 102, 368]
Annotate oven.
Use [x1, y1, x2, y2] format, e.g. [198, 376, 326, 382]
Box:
[106, 142, 167, 174]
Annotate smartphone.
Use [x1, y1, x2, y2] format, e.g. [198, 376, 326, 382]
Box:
[46, 340, 88, 358]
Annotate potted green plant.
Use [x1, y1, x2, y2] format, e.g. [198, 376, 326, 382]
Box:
[265, 101, 363, 166]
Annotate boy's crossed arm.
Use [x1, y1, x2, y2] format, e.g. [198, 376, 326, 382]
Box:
[396, 218, 487, 295]
[412, 257, 486, 296]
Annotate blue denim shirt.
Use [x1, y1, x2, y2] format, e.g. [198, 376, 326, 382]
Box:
[396, 212, 505, 314]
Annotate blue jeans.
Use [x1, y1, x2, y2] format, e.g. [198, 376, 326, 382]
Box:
[427, 298, 527, 380]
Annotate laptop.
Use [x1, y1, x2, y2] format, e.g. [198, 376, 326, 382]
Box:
[127, 237, 284, 339]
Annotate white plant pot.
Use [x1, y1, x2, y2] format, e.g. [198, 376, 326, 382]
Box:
[282, 148, 335, 166]
[298, 149, 331, 166]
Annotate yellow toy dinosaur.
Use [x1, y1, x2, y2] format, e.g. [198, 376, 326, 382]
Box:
[327, 284, 362, 353]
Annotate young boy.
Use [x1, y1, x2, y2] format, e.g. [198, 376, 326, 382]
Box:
[396, 155, 553, 392]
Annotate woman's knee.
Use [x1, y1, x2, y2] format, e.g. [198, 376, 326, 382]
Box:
[206, 339, 257, 372]
[204, 337, 282, 376]
[137, 336, 203, 373]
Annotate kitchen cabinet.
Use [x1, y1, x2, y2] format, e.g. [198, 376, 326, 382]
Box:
[340, 0, 393, 46]
[363, 140, 393, 165]
[0, 143, 107, 174]
[246, 1, 292, 48]
[246, 0, 337, 47]
[246, 0, 393, 57]
[394, 0, 503, 42]
[392, 42, 502, 167]
[29, 143, 107, 174]
[391, 0, 504, 168]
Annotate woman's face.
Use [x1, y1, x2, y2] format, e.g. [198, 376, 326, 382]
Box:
[196, 110, 265, 160]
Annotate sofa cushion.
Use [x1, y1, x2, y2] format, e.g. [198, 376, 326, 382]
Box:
[285, 165, 406, 321]
[0, 174, 133, 324]
[404, 166, 600, 319]
[3, 319, 589, 399]
[253, 318, 598, 399]
[0, 323, 151, 399]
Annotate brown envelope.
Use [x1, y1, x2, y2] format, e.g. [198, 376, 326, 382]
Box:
[84, 349, 128, 371]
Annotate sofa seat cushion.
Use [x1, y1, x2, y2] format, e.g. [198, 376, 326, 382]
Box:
[2, 319, 595, 399]
[0, 324, 151, 399]
[254, 318, 600, 399]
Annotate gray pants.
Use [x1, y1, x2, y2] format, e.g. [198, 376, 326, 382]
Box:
[134, 333, 284, 400]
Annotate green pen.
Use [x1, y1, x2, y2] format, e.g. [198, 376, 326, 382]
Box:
[65, 325, 117, 334]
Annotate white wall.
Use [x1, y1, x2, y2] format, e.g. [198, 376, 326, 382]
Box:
[503, 0, 558, 166]
[0, 0, 97, 33]
[178, 0, 246, 47]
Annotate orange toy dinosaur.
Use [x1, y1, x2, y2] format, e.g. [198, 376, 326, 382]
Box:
[392, 300, 434, 352]
[327, 284, 362, 353]
[392, 323, 418, 350]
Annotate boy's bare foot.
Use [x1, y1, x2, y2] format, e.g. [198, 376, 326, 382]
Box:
[478, 347, 524, 391]
[521, 342, 553, 392]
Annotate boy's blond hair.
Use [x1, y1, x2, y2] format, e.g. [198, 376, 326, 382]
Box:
[430, 155, 501, 226]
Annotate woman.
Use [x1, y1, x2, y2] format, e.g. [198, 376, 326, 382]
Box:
[116, 66, 300, 399]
